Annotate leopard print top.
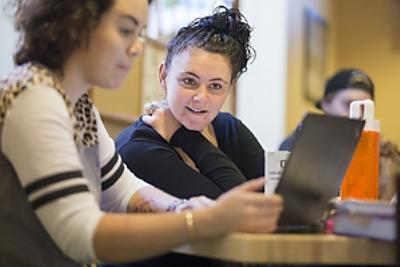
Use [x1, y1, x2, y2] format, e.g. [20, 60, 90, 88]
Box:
[0, 62, 98, 148]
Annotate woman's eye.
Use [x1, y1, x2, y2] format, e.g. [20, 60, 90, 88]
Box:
[120, 28, 135, 36]
[182, 78, 196, 86]
[209, 83, 223, 90]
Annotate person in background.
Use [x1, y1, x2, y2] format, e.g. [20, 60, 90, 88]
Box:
[279, 68, 374, 151]
[0, 1, 283, 266]
[114, 6, 264, 266]
[279, 68, 400, 199]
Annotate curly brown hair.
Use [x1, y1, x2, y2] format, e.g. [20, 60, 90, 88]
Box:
[7, 0, 115, 72]
[165, 6, 255, 82]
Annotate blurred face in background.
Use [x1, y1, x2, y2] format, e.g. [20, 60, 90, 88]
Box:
[160, 47, 232, 131]
[320, 88, 372, 117]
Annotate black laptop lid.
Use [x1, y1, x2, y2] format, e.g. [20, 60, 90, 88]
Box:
[275, 113, 364, 231]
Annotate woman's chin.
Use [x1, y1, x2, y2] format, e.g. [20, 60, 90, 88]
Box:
[106, 80, 124, 90]
[183, 123, 204, 132]
[97, 76, 126, 90]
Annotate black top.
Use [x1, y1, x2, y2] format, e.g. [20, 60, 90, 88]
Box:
[116, 112, 264, 199]
[112, 112, 264, 267]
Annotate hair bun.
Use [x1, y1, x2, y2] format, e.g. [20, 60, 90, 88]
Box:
[165, 5, 255, 81]
[213, 14, 229, 34]
[198, 6, 235, 35]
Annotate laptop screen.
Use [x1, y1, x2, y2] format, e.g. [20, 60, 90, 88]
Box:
[275, 113, 364, 231]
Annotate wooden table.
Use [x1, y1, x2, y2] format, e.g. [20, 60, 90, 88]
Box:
[174, 233, 395, 265]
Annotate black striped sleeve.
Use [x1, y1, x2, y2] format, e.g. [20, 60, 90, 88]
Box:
[24, 170, 89, 210]
[101, 151, 118, 177]
[101, 151, 125, 191]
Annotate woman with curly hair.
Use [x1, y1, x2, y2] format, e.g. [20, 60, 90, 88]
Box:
[115, 6, 266, 267]
[0, 1, 282, 266]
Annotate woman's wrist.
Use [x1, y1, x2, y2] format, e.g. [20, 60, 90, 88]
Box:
[184, 211, 195, 242]
[188, 207, 226, 241]
[166, 198, 191, 212]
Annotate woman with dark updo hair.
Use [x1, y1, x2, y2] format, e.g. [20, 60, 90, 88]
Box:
[115, 7, 265, 267]
[0, 1, 282, 266]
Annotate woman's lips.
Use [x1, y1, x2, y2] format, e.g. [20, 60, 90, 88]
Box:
[186, 106, 207, 114]
[117, 64, 131, 72]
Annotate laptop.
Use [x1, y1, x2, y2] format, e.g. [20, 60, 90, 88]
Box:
[275, 113, 365, 233]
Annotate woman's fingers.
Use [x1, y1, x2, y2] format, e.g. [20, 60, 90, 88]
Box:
[191, 196, 215, 208]
[215, 180, 284, 234]
[142, 114, 153, 126]
[245, 193, 283, 209]
[142, 102, 180, 141]
[143, 100, 169, 115]
[185, 196, 215, 210]
[236, 201, 282, 233]
[143, 101, 160, 114]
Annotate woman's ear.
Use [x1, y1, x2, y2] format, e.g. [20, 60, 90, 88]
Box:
[159, 62, 167, 93]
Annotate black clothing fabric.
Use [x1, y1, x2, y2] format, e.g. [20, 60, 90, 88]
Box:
[116, 112, 265, 199]
[112, 112, 264, 267]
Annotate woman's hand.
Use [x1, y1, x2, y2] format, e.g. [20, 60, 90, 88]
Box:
[142, 101, 181, 142]
[211, 178, 283, 233]
[173, 196, 215, 212]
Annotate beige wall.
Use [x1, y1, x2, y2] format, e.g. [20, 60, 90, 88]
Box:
[334, 0, 400, 145]
[285, 0, 336, 135]
[238, 0, 288, 151]
[92, 55, 143, 117]
[285, 0, 400, 147]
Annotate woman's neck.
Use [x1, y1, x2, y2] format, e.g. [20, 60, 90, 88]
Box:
[201, 124, 218, 147]
[60, 58, 91, 105]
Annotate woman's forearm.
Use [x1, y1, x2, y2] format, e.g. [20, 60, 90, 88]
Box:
[93, 209, 220, 263]
[94, 178, 283, 263]
[127, 186, 180, 213]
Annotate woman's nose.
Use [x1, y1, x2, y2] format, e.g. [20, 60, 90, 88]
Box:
[128, 38, 144, 57]
[193, 86, 208, 102]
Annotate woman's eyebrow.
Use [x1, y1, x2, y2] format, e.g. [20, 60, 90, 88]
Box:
[210, 78, 228, 85]
[179, 71, 200, 78]
[119, 14, 139, 26]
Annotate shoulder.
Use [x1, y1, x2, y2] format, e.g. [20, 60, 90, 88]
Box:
[212, 112, 262, 154]
[4, 85, 71, 124]
[212, 112, 242, 129]
[1, 63, 71, 118]
[2, 85, 75, 151]
[212, 112, 254, 135]
[214, 111, 237, 122]
[22, 84, 67, 103]
[115, 117, 168, 152]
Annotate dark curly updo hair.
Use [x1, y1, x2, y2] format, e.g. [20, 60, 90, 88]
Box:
[165, 6, 255, 81]
[6, 0, 115, 72]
